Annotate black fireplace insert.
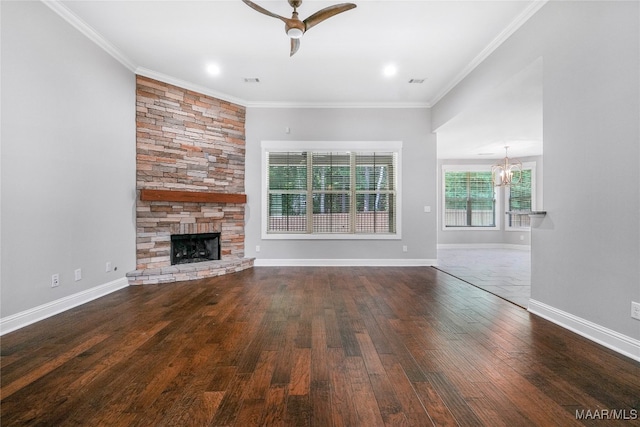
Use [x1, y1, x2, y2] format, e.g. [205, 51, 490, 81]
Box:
[170, 233, 220, 265]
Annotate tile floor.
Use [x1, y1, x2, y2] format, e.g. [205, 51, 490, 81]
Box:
[436, 248, 531, 308]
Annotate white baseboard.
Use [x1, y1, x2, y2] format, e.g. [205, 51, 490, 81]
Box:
[528, 299, 640, 363]
[0, 277, 129, 336]
[253, 258, 437, 267]
[438, 243, 531, 251]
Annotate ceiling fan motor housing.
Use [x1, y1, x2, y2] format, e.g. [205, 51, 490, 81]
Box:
[286, 12, 305, 38]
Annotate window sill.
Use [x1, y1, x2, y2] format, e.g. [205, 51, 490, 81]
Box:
[442, 226, 499, 231]
[262, 233, 401, 240]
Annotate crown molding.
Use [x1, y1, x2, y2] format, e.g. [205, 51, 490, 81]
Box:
[41, 0, 137, 72]
[244, 101, 432, 109]
[430, 0, 548, 106]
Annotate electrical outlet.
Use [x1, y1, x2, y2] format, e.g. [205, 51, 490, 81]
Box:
[106, 262, 112, 272]
[631, 301, 640, 321]
[255, 245, 261, 253]
[51, 274, 60, 288]
[74, 268, 82, 281]
[402, 245, 408, 253]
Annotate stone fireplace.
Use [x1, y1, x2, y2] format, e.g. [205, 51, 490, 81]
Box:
[126, 76, 253, 285]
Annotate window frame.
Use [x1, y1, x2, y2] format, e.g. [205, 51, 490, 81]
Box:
[505, 162, 536, 231]
[261, 141, 402, 240]
[441, 164, 502, 231]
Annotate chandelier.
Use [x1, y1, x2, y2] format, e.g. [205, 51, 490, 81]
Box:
[491, 146, 522, 186]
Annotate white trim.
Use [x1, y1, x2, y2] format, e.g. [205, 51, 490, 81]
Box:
[42, 0, 137, 72]
[261, 141, 403, 240]
[261, 140, 403, 152]
[245, 101, 432, 109]
[0, 278, 129, 336]
[263, 233, 401, 241]
[438, 243, 530, 251]
[528, 299, 640, 363]
[430, 0, 548, 105]
[254, 258, 436, 267]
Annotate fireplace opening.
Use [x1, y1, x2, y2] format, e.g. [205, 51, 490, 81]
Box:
[171, 233, 220, 265]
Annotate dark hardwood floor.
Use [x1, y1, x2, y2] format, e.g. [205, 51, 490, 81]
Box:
[2, 267, 639, 426]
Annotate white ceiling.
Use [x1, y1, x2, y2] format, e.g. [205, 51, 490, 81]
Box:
[436, 56, 543, 160]
[53, 0, 545, 158]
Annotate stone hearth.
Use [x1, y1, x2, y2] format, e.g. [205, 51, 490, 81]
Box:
[127, 258, 254, 285]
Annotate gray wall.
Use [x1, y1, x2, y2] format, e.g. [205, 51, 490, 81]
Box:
[1, 1, 136, 317]
[437, 156, 543, 247]
[433, 1, 639, 340]
[244, 107, 437, 263]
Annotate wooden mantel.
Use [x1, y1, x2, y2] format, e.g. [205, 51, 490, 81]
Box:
[140, 189, 246, 204]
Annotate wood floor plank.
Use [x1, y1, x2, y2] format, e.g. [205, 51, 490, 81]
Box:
[310, 380, 332, 427]
[344, 356, 386, 426]
[327, 348, 360, 427]
[379, 354, 437, 427]
[311, 314, 329, 383]
[2, 266, 639, 426]
[288, 348, 311, 396]
[412, 380, 461, 427]
[242, 350, 278, 401]
[0, 333, 108, 399]
[262, 384, 287, 426]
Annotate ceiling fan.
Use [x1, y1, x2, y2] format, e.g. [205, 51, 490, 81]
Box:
[241, 0, 357, 56]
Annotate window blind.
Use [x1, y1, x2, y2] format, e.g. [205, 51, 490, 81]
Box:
[444, 171, 496, 227]
[266, 150, 397, 235]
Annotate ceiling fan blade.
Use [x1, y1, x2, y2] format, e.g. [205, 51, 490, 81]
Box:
[290, 38, 301, 56]
[241, 0, 288, 23]
[303, 3, 356, 32]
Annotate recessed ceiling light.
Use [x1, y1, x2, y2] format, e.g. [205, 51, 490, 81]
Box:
[383, 64, 397, 77]
[206, 64, 221, 76]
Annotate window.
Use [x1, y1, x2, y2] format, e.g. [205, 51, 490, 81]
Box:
[443, 167, 497, 229]
[506, 165, 535, 229]
[263, 141, 401, 239]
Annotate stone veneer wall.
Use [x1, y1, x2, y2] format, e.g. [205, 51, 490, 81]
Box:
[130, 76, 251, 283]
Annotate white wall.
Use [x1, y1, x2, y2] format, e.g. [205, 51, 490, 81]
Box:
[433, 2, 640, 349]
[245, 107, 437, 264]
[1, 1, 136, 322]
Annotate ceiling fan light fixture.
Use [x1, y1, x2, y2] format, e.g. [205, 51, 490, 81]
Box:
[287, 27, 304, 39]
